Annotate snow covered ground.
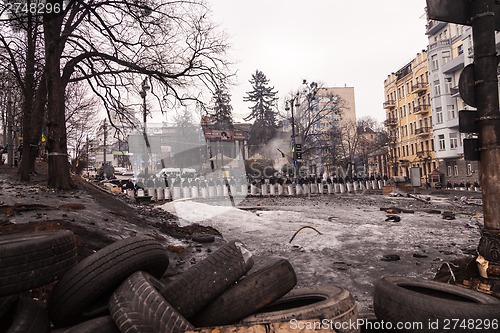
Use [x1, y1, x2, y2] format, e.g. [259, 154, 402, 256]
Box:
[160, 193, 483, 312]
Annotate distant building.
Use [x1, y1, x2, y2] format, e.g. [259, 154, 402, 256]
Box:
[383, 50, 439, 182]
[295, 86, 357, 175]
[425, 19, 484, 184]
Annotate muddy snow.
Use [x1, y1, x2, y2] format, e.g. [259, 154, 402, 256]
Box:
[160, 193, 483, 312]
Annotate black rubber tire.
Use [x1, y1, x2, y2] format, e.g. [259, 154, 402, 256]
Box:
[52, 316, 119, 333]
[192, 258, 297, 327]
[374, 276, 500, 333]
[241, 286, 359, 333]
[0, 230, 77, 296]
[48, 236, 169, 328]
[161, 240, 254, 319]
[109, 271, 194, 333]
[5, 297, 50, 333]
[0, 295, 18, 322]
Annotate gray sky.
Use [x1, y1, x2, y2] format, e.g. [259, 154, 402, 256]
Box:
[208, 0, 429, 123]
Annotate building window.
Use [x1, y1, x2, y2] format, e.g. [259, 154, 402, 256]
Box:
[454, 165, 459, 176]
[411, 144, 414, 155]
[439, 134, 446, 150]
[436, 107, 443, 124]
[467, 163, 473, 176]
[410, 123, 414, 134]
[457, 44, 463, 55]
[445, 77, 452, 94]
[447, 165, 452, 177]
[442, 50, 451, 65]
[434, 80, 441, 95]
[448, 105, 456, 120]
[450, 132, 458, 149]
[431, 54, 439, 70]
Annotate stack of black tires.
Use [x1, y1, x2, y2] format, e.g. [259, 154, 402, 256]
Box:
[0, 231, 359, 333]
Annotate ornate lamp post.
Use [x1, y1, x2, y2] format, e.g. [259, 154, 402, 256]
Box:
[140, 78, 150, 180]
[285, 93, 300, 178]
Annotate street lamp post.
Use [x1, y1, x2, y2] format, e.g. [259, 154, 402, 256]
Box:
[285, 93, 300, 178]
[140, 78, 150, 180]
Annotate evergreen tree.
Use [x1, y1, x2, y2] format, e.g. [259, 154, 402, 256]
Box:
[243, 70, 279, 154]
[210, 82, 233, 129]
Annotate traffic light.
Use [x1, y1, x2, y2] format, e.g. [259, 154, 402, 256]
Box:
[296, 152, 302, 160]
[459, 110, 480, 161]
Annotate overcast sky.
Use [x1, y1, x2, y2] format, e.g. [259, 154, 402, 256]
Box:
[208, 0, 429, 123]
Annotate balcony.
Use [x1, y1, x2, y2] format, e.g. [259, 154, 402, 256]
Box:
[411, 82, 428, 94]
[413, 104, 431, 115]
[426, 20, 447, 36]
[415, 127, 431, 137]
[416, 149, 433, 159]
[450, 86, 460, 98]
[384, 118, 398, 127]
[383, 100, 396, 109]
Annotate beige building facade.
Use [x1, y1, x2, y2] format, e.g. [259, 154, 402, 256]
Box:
[383, 50, 439, 184]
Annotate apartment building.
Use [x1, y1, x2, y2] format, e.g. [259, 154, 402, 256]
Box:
[425, 20, 482, 185]
[383, 50, 439, 183]
[293, 86, 357, 175]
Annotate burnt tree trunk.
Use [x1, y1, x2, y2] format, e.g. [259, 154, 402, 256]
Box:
[43, 2, 73, 189]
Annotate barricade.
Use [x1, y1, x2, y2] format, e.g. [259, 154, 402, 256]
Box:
[261, 184, 268, 196]
[201, 186, 208, 199]
[302, 184, 309, 195]
[327, 183, 333, 194]
[310, 183, 317, 194]
[208, 185, 216, 198]
[241, 184, 249, 196]
[250, 184, 257, 196]
[288, 184, 295, 196]
[277, 184, 284, 195]
[182, 185, 191, 199]
[172, 186, 182, 200]
[270, 184, 276, 196]
[164, 187, 172, 200]
[230, 184, 237, 197]
[156, 187, 165, 200]
[191, 185, 199, 198]
[148, 188, 156, 201]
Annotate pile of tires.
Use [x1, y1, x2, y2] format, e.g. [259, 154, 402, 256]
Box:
[0, 231, 360, 333]
[373, 276, 500, 333]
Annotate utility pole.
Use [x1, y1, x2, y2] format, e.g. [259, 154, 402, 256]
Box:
[103, 118, 107, 165]
[469, 0, 500, 278]
[427, 0, 500, 290]
[286, 93, 300, 178]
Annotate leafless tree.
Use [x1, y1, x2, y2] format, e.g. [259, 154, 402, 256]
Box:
[1, 0, 233, 189]
[65, 82, 100, 161]
[0, 1, 47, 179]
[280, 81, 346, 173]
